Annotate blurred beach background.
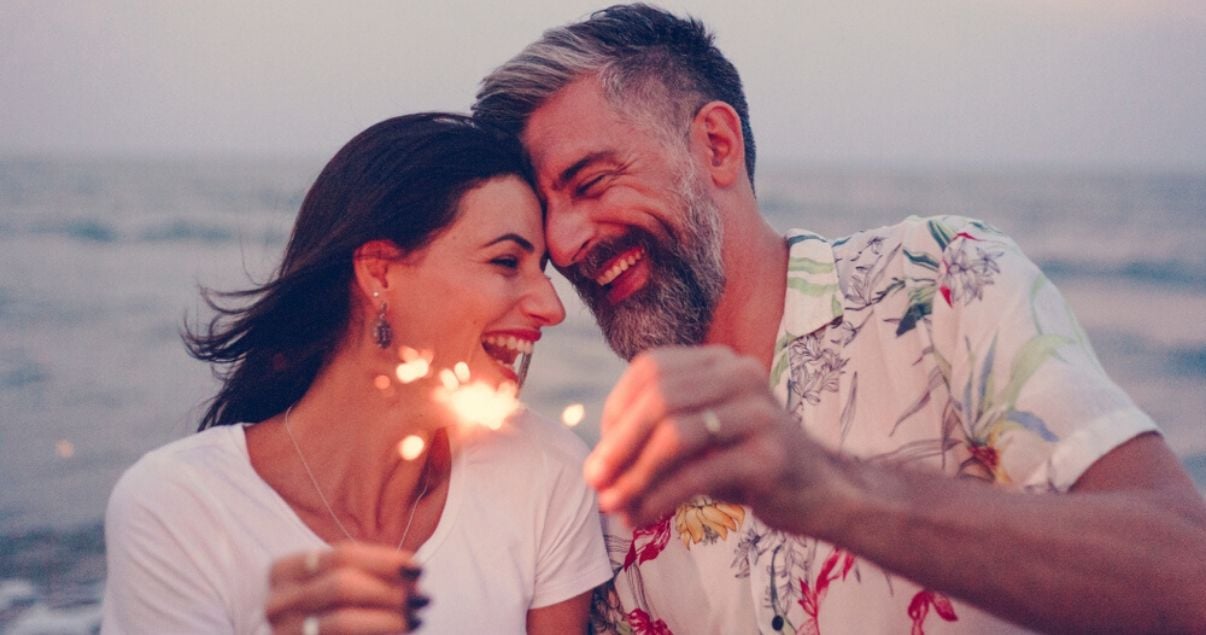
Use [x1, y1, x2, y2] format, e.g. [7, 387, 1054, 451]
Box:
[2, 1, 1204, 632]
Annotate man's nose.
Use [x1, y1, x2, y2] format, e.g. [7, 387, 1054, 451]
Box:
[544, 197, 593, 269]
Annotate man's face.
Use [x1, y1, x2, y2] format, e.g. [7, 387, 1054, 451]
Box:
[522, 77, 725, 360]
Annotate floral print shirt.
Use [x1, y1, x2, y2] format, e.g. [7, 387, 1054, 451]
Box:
[591, 216, 1158, 634]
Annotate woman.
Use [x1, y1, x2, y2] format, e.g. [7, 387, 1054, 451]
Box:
[101, 113, 613, 633]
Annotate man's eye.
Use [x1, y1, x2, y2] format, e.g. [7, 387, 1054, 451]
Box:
[575, 174, 607, 196]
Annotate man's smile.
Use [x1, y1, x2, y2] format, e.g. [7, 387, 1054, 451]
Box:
[592, 246, 651, 304]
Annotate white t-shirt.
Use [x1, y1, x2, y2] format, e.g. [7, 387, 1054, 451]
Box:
[102, 410, 613, 634]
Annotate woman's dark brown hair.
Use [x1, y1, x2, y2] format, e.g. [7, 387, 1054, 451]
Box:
[185, 113, 530, 430]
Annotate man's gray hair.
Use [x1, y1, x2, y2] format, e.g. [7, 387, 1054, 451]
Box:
[473, 3, 757, 184]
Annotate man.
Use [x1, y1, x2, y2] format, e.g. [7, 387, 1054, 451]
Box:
[474, 4, 1206, 633]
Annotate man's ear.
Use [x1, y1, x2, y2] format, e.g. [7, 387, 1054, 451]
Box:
[352, 240, 404, 302]
[690, 101, 746, 189]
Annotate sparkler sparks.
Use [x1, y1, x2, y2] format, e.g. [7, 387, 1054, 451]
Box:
[561, 403, 586, 428]
[394, 347, 433, 384]
[385, 344, 524, 446]
[435, 379, 520, 431]
[398, 434, 426, 461]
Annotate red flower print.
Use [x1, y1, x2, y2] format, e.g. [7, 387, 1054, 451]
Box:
[969, 442, 999, 472]
[796, 548, 856, 635]
[621, 515, 672, 570]
[626, 608, 674, 635]
[907, 589, 958, 635]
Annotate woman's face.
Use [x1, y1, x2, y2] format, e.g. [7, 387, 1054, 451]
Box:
[386, 175, 565, 387]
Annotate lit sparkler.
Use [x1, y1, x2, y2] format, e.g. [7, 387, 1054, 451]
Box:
[434, 370, 520, 431]
[386, 345, 526, 461]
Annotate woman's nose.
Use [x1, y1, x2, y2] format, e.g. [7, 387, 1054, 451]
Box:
[527, 273, 566, 327]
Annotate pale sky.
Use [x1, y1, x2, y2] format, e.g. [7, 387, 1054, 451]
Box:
[3, 0, 1205, 170]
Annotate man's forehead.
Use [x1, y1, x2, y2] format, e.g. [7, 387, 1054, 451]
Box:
[521, 80, 628, 183]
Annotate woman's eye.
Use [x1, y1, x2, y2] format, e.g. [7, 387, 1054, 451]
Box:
[491, 256, 520, 270]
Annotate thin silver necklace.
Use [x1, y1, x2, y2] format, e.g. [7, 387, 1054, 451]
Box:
[282, 405, 430, 550]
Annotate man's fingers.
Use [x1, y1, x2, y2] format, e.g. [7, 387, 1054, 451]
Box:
[621, 436, 774, 528]
[596, 404, 743, 513]
[589, 348, 749, 489]
[599, 346, 730, 432]
[587, 387, 669, 488]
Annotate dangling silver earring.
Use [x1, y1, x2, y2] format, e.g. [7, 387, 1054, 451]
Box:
[372, 292, 392, 350]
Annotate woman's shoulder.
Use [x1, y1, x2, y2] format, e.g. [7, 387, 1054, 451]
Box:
[109, 425, 249, 511]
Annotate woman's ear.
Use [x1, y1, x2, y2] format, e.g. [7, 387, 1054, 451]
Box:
[689, 101, 746, 189]
[352, 240, 404, 301]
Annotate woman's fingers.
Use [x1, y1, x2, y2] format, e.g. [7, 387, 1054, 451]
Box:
[267, 544, 429, 634]
[270, 543, 421, 588]
[273, 606, 420, 634]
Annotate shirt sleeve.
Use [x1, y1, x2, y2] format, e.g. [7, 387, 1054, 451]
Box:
[529, 431, 614, 609]
[926, 216, 1158, 491]
[101, 456, 234, 634]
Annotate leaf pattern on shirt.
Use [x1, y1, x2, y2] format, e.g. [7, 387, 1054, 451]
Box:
[786, 331, 848, 419]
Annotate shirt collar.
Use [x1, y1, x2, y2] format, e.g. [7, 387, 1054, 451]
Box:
[769, 229, 844, 403]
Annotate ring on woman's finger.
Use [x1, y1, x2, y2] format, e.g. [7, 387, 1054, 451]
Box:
[302, 615, 320, 635]
[702, 408, 722, 441]
[304, 551, 321, 576]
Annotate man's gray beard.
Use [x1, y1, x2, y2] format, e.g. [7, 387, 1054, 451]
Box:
[584, 170, 726, 360]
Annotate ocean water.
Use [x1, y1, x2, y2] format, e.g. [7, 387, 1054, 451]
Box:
[1, 157, 1204, 631]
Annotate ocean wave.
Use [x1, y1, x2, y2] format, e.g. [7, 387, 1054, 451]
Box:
[0, 523, 104, 634]
[1170, 346, 1206, 377]
[0, 354, 49, 390]
[32, 220, 118, 243]
[1037, 257, 1206, 291]
[137, 219, 234, 244]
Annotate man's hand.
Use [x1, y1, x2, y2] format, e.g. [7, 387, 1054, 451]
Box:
[584, 345, 846, 532]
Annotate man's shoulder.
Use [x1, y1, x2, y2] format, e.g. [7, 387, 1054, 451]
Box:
[831, 214, 1008, 255]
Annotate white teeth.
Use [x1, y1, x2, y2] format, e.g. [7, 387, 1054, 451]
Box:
[482, 335, 534, 354]
[595, 250, 644, 286]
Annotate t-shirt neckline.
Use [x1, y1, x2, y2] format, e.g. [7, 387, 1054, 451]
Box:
[229, 423, 464, 561]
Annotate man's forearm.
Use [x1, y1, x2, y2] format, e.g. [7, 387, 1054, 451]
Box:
[797, 435, 1206, 633]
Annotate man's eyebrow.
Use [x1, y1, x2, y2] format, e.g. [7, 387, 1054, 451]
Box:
[552, 151, 616, 191]
[484, 233, 535, 252]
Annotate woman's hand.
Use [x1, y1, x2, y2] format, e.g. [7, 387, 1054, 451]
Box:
[267, 543, 429, 634]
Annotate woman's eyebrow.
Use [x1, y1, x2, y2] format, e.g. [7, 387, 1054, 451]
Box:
[483, 233, 534, 252]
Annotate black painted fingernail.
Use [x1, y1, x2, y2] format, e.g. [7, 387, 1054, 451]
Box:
[407, 616, 423, 631]
[399, 564, 422, 580]
[408, 594, 431, 609]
